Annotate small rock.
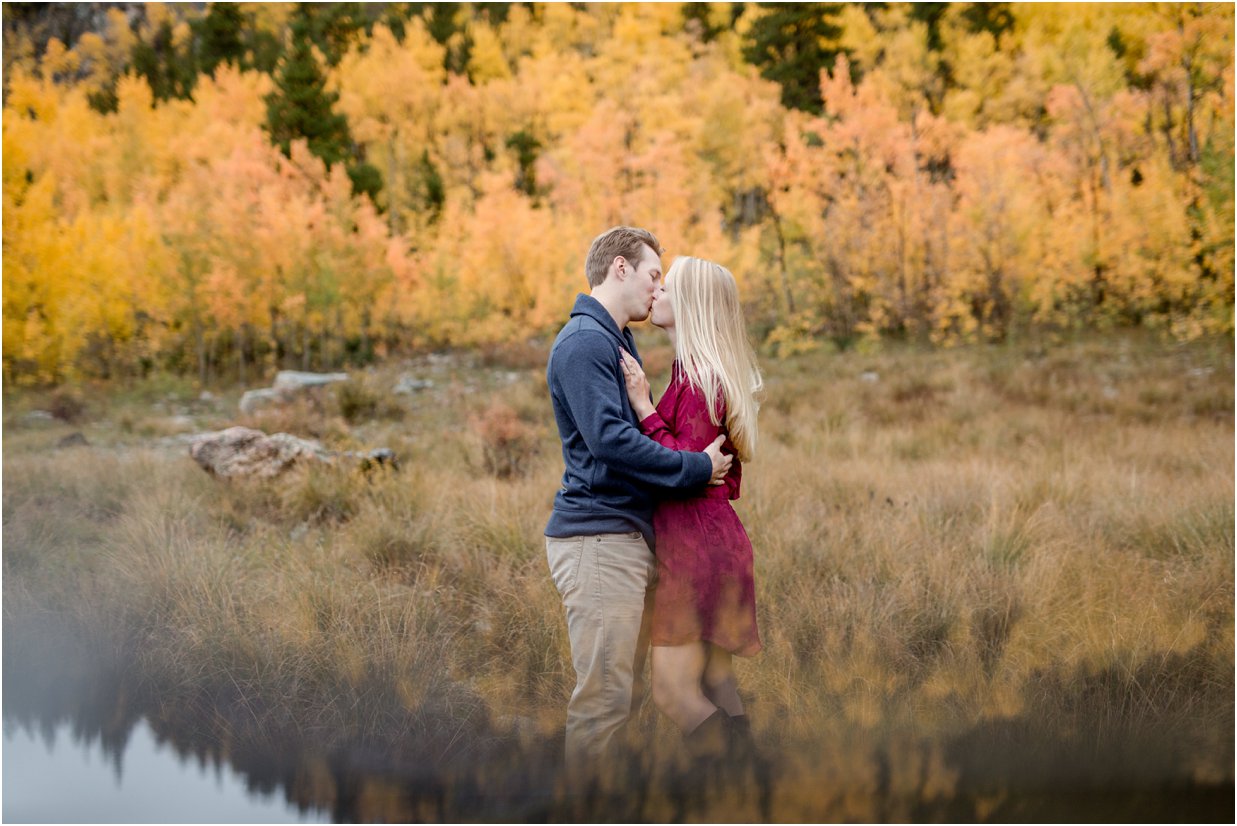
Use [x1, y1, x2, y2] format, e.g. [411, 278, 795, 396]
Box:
[1102, 385, 1119, 400]
[357, 447, 399, 472]
[339, 446, 399, 473]
[56, 432, 89, 448]
[427, 353, 456, 368]
[152, 433, 203, 450]
[393, 376, 434, 395]
[21, 410, 55, 425]
[860, 371, 880, 383]
[290, 522, 310, 542]
[166, 415, 196, 432]
[199, 391, 216, 403]
[239, 388, 282, 414]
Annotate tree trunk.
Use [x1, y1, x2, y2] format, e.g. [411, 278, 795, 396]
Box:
[1162, 97, 1180, 169]
[237, 324, 246, 384]
[1184, 52, 1199, 165]
[768, 205, 796, 318]
[193, 313, 206, 387]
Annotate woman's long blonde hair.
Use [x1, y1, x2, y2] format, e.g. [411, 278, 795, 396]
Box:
[666, 256, 762, 462]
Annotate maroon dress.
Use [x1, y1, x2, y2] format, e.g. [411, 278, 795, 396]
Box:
[639, 362, 762, 657]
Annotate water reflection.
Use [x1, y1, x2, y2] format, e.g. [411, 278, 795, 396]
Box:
[3, 613, 1231, 822]
[3, 718, 329, 823]
[1, 616, 608, 823]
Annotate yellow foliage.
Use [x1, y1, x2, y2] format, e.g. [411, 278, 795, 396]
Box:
[467, 20, 510, 83]
[333, 22, 445, 229]
[2, 4, 1232, 381]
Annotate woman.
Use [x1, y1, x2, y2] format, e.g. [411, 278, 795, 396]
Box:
[619, 255, 763, 768]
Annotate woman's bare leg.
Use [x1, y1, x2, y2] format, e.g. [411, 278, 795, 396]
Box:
[702, 645, 745, 716]
[651, 643, 717, 733]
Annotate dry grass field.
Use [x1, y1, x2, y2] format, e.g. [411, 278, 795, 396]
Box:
[3, 331, 1232, 821]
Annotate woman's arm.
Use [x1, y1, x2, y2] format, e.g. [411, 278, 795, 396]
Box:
[622, 350, 724, 452]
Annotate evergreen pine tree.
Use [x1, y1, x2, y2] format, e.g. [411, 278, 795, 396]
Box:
[265, 5, 381, 200]
[131, 16, 197, 102]
[195, 2, 247, 76]
[742, 3, 846, 115]
[681, 2, 741, 43]
[506, 130, 541, 199]
[295, 2, 369, 67]
[406, 2, 471, 72]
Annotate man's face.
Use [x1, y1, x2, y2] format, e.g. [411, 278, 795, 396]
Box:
[622, 245, 663, 322]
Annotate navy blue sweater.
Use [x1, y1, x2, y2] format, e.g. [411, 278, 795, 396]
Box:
[545, 294, 712, 550]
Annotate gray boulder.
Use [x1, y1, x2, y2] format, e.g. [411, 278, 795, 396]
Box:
[238, 371, 350, 414]
[189, 426, 397, 479]
[239, 388, 282, 414]
[272, 370, 350, 393]
[189, 426, 330, 479]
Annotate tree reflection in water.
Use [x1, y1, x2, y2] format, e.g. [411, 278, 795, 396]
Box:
[4, 611, 1231, 822]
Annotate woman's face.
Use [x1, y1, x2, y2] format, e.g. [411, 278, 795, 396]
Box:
[650, 272, 675, 329]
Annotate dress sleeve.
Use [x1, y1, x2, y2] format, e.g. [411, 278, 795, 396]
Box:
[638, 410, 682, 449]
[638, 378, 724, 452]
[639, 375, 743, 500]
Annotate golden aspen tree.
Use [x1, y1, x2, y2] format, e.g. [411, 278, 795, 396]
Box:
[3, 151, 63, 382]
[840, 4, 944, 120]
[427, 171, 566, 344]
[939, 6, 1042, 129]
[1134, 2, 1235, 336]
[946, 126, 1051, 341]
[467, 17, 510, 83]
[333, 21, 446, 236]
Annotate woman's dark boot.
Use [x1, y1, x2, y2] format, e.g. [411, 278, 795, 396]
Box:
[729, 714, 753, 751]
[678, 708, 732, 808]
[727, 713, 773, 819]
[685, 708, 731, 760]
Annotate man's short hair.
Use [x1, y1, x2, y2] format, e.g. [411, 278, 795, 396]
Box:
[584, 227, 664, 288]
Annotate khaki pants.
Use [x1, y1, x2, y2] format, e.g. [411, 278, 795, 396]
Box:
[546, 532, 656, 769]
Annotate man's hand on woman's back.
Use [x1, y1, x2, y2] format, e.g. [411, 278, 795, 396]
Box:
[704, 435, 732, 485]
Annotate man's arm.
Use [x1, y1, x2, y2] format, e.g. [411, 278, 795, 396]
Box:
[619, 348, 731, 484]
[552, 331, 713, 490]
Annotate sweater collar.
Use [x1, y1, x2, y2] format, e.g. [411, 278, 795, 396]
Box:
[570, 293, 632, 346]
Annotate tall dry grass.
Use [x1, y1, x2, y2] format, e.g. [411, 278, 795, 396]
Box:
[3, 333, 1232, 820]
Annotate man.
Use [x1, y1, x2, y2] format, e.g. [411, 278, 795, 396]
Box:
[545, 226, 732, 772]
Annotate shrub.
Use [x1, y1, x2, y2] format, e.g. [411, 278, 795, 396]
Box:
[336, 379, 380, 424]
[471, 401, 542, 479]
[47, 386, 88, 423]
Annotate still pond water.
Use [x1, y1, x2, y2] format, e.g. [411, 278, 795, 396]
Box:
[4, 717, 330, 823]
